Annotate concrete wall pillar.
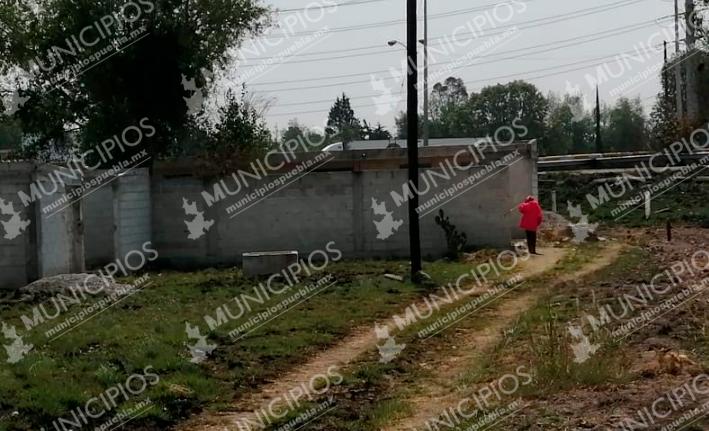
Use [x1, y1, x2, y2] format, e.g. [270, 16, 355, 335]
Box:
[0, 164, 35, 289]
[113, 169, 152, 263]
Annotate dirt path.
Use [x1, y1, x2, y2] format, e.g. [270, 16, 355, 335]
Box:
[175, 247, 568, 431]
[384, 243, 623, 431]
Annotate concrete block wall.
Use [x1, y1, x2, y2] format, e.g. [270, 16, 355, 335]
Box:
[84, 182, 115, 268]
[360, 167, 511, 259]
[0, 163, 85, 288]
[0, 164, 36, 289]
[0, 143, 535, 288]
[151, 162, 514, 267]
[113, 169, 151, 261]
[150, 176, 214, 267]
[151, 171, 357, 267]
[36, 177, 76, 277]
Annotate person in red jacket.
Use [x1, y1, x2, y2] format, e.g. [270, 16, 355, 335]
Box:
[518, 196, 543, 255]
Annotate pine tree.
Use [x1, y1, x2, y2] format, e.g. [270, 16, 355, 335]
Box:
[326, 93, 361, 147]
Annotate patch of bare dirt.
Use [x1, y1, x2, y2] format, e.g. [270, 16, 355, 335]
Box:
[383, 244, 623, 431]
[175, 248, 568, 431]
[496, 227, 709, 430]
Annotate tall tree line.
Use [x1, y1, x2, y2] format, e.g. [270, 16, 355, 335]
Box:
[393, 78, 671, 155]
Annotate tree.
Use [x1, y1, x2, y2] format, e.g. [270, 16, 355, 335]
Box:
[326, 93, 361, 146]
[649, 64, 681, 151]
[430, 77, 468, 121]
[471, 80, 547, 140]
[203, 91, 272, 167]
[282, 119, 307, 143]
[423, 77, 472, 138]
[649, 95, 680, 151]
[360, 120, 391, 140]
[281, 118, 326, 151]
[394, 110, 422, 139]
[604, 97, 648, 152]
[0, 118, 22, 153]
[541, 93, 594, 155]
[0, 0, 270, 162]
[543, 94, 575, 155]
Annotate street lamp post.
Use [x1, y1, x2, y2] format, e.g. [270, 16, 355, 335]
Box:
[422, 0, 429, 147]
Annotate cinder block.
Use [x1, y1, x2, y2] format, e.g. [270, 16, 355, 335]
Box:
[242, 251, 299, 277]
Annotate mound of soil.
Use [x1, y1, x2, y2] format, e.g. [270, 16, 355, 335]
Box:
[4, 274, 136, 303]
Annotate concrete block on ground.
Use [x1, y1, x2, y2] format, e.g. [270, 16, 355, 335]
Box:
[242, 251, 299, 277]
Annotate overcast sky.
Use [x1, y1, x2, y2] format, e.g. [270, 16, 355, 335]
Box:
[226, 0, 684, 135]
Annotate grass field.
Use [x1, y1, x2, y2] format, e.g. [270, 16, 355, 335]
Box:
[4, 234, 706, 431]
[539, 172, 709, 227]
[0, 258, 480, 430]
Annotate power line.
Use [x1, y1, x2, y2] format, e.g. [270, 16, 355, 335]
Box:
[262, 46, 664, 110]
[260, 3, 703, 62]
[267, 51, 661, 118]
[269, 1, 544, 33]
[264, 3, 528, 40]
[248, 13, 662, 85]
[265, 45, 665, 116]
[258, 9, 697, 120]
[249, 17, 665, 92]
[244, 0, 643, 62]
[276, 0, 389, 13]
[249, 2, 528, 59]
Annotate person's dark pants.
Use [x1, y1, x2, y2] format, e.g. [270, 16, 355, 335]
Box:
[525, 230, 537, 254]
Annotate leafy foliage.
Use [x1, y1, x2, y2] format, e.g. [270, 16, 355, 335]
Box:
[203, 91, 272, 162]
[397, 79, 547, 143]
[326, 93, 361, 145]
[0, 0, 271, 161]
[395, 77, 659, 155]
[543, 93, 594, 155]
[603, 97, 648, 152]
[434, 209, 468, 260]
[280, 118, 326, 151]
[361, 120, 391, 140]
[648, 65, 681, 151]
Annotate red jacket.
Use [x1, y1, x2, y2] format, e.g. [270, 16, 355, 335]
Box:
[518, 199, 543, 231]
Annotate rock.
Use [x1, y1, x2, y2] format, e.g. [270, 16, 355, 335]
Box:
[384, 274, 404, 282]
[18, 274, 135, 300]
[539, 211, 573, 242]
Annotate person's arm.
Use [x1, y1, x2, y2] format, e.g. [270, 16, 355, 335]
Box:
[536, 204, 544, 227]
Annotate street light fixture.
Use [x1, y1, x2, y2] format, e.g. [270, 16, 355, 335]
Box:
[386, 4, 429, 149]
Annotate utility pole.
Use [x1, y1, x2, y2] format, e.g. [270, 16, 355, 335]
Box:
[422, 0, 429, 148]
[674, 0, 684, 115]
[664, 40, 669, 98]
[595, 86, 603, 154]
[664, 40, 668, 63]
[684, 0, 698, 120]
[674, 0, 680, 53]
[406, 0, 422, 279]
